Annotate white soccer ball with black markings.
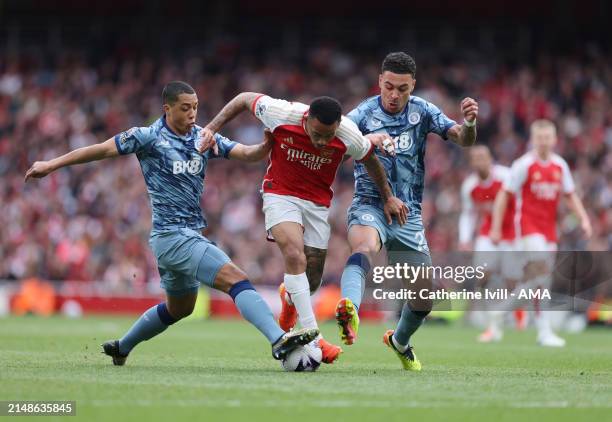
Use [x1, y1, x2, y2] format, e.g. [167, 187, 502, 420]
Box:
[281, 343, 322, 372]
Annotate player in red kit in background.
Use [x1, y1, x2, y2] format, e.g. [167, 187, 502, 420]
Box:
[490, 119, 592, 347]
[459, 145, 524, 342]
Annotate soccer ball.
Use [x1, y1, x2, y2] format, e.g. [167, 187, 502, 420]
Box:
[281, 343, 322, 372]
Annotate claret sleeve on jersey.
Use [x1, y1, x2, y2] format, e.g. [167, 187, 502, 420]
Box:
[425, 101, 457, 140]
[336, 116, 374, 161]
[114, 127, 156, 155]
[210, 133, 237, 159]
[251, 95, 298, 131]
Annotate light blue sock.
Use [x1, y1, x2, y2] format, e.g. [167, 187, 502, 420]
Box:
[230, 280, 285, 344]
[119, 303, 176, 355]
[340, 253, 371, 311]
[393, 303, 426, 347]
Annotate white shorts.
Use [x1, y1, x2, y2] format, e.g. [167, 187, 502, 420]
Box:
[473, 236, 521, 280]
[517, 234, 557, 268]
[519, 234, 558, 252]
[262, 193, 330, 249]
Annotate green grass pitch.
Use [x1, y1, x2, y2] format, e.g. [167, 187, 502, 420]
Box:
[1, 316, 610, 422]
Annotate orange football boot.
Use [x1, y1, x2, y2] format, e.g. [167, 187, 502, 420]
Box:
[278, 283, 297, 332]
[317, 337, 343, 364]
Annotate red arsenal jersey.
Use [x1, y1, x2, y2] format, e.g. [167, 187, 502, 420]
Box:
[460, 165, 516, 243]
[503, 152, 575, 243]
[252, 95, 374, 207]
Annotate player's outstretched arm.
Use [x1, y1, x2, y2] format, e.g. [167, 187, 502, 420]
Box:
[228, 129, 274, 162]
[447, 97, 478, 147]
[24, 137, 119, 182]
[489, 189, 510, 243]
[199, 92, 263, 153]
[565, 192, 592, 238]
[362, 153, 408, 225]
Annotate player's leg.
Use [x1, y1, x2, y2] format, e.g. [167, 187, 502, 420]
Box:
[210, 260, 318, 359]
[277, 228, 328, 332]
[271, 222, 317, 331]
[521, 235, 564, 347]
[300, 201, 342, 363]
[474, 236, 505, 343]
[304, 245, 326, 294]
[262, 194, 307, 332]
[383, 217, 432, 371]
[102, 229, 205, 365]
[336, 203, 385, 345]
[104, 284, 198, 365]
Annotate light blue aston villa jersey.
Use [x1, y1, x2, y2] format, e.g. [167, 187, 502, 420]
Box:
[114, 116, 236, 231]
[347, 95, 456, 214]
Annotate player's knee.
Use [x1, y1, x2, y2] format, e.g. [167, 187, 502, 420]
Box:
[408, 297, 432, 316]
[345, 252, 372, 274]
[214, 263, 249, 293]
[166, 300, 195, 320]
[351, 243, 376, 260]
[284, 248, 307, 271]
[412, 309, 431, 318]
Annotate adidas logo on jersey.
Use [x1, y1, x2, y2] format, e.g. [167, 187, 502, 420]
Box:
[173, 157, 203, 175]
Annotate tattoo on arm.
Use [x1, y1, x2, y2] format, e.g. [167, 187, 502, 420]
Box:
[363, 154, 392, 201]
[304, 246, 327, 293]
[448, 124, 477, 147]
[207, 92, 261, 132]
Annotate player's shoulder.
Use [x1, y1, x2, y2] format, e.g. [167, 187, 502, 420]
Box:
[357, 95, 380, 111]
[260, 95, 308, 113]
[492, 164, 511, 179]
[512, 151, 537, 169]
[462, 173, 480, 193]
[138, 118, 164, 141]
[550, 153, 570, 168]
[408, 95, 439, 114]
[256, 95, 308, 125]
[337, 115, 365, 141]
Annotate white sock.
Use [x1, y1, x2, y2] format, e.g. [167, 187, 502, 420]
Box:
[487, 311, 504, 333]
[284, 272, 318, 330]
[392, 336, 409, 353]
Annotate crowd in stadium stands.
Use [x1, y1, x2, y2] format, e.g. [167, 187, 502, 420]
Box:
[1, 44, 610, 292]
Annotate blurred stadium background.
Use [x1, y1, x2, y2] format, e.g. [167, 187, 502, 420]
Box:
[0, 0, 610, 323]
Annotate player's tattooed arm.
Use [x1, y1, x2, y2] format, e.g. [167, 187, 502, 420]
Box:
[304, 246, 327, 293]
[362, 154, 408, 225]
[228, 129, 274, 162]
[199, 92, 263, 153]
[447, 97, 478, 147]
[25, 137, 119, 181]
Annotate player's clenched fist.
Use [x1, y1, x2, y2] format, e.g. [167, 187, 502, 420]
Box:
[24, 161, 53, 182]
[461, 97, 478, 123]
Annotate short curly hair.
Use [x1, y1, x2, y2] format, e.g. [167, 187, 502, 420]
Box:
[382, 52, 416, 77]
